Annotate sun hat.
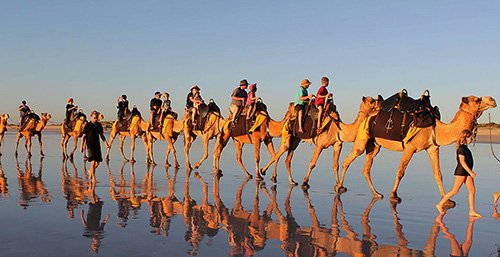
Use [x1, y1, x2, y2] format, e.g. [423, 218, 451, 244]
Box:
[301, 79, 312, 86]
[240, 79, 249, 87]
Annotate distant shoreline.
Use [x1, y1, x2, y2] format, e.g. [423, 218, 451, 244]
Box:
[6, 124, 500, 144]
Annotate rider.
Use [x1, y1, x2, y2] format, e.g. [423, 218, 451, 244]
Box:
[18, 100, 31, 128]
[246, 83, 258, 120]
[295, 79, 314, 133]
[117, 94, 129, 123]
[187, 85, 203, 126]
[130, 105, 141, 118]
[314, 76, 333, 131]
[150, 92, 162, 129]
[229, 79, 248, 123]
[159, 92, 172, 123]
[65, 98, 78, 127]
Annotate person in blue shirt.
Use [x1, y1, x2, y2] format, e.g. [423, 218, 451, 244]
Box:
[294, 79, 314, 133]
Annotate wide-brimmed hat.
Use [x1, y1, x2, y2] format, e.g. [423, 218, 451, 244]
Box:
[301, 79, 312, 86]
[240, 79, 249, 87]
[249, 83, 257, 92]
[190, 85, 200, 91]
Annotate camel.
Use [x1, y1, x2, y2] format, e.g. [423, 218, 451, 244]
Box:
[338, 95, 496, 203]
[15, 113, 52, 157]
[106, 115, 151, 163]
[0, 114, 9, 156]
[212, 104, 293, 179]
[183, 109, 227, 170]
[61, 112, 103, 159]
[147, 114, 186, 167]
[259, 96, 378, 186]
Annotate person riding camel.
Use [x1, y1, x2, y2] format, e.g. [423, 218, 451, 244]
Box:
[186, 85, 203, 126]
[158, 92, 173, 123]
[229, 79, 248, 123]
[117, 94, 129, 123]
[314, 76, 333, 132]
[65, 98, 78, 128]
[246, 83, 258, 120]
[18, 100, 31, 129]
[150, 92, 162, 129]
[295, 79, 314, 134]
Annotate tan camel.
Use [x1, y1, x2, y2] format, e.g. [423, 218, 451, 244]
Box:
[339, 95, 496, 203]
[61, 113, 103, 159]
[147, 114, 186, 167]
[259, 97, 378, 186]
[212, 104, 293, 179]
[106, 115, 151, 163]
[15, 113, 52, 157]
[183, 110, 227, 170]
[0, 114, 9, 156]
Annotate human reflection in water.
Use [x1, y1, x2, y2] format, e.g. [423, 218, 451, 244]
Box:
[17, 156, 50, 208]
[80, 179, 110, 253]
[61, 159, 87, 218]
[493, 191, 500, 220]
[107, 161, 142, 228]
[435, 213, 479, 257]
[0, 159, 8, 197]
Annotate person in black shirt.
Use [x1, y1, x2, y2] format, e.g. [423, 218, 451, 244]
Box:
[81, 111, 109, 181]
[18, 100, 31, 128]
[150, 92, 162, 128]
[436, 129, 481, 217]
[117, 95, 129, 123]
[65, 98, 77, 127]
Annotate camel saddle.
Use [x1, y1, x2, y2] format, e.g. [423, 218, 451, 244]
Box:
[371, 89, 440, 141]
[64, 112, 86, 131]
[230, 102, 268, 137]
[288, 103, 340, 139]
[194, 100, 221, 131]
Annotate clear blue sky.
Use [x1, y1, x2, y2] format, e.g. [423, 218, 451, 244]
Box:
[1, 1, 498, 123]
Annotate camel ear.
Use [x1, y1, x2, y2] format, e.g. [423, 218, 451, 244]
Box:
[462, 97, 469, 104]
[362, 96, 366, 101]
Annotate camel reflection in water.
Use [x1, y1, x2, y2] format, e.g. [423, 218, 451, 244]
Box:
[61, 159, 88, 218]
[17, 156, 50, 208]
[0, 159, 8, 197]
[102, 162, 481, 257]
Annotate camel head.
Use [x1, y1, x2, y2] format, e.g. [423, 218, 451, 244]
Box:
[460, 96, 496, 118]
[98, 113, 104, 121]
[360, 96, 378, 115]
[0, 114, 8, 123]
[284, 102, 295, 120]
[40, 113, 52, 121]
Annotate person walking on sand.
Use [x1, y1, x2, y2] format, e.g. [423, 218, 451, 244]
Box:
[81, 111, 109, 181]
[436, 129, 481, 217]
[295, 79, 314, 133]
[314, 76, 333, 132]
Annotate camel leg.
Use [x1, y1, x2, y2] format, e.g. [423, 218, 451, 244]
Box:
[261, 135, 289, 182]
[167, 138, 179, 168]
[129, 135, 136, 163]
[390, 147, 417, 203]
[426, 146, 455, 208]
[106, 131, 117, 161]
[235, 140, 252, 178]
[332, 142, 343, 183]
[263, 137, 278, 181]
[338, 138, 369, 191]
[0, 134, 3, 156]
[26, 136, 32, 158]
[143, 135, 154, 165]
[37, 133, 44, 156]
[15, 133, 22, 156]
[304, 145, 327, 187]
[212, 133, 229, 175]
[70, 137, 78, 159]
[61, 134, 68, 158]
[118, 134, 128, 162]
[194, 135, 210, 169]
[165, 138, 172, 167]
[361, 143, 383, 198]
[254, 141, 263, 180]
[183, 132, 194, 170]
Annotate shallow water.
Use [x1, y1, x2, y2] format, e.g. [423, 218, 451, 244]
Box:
[0, 131, 499, 257]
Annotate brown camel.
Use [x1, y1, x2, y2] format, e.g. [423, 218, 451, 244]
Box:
[183, 110, 227, 170]
[147, 114, 186, 167]
[0, 114, 9, 156]
[338, 95, 497, 203]
[212, 104, 293, 179]
[259, 97, 378, 185]
[61, 112, 103, 159]
[15, 113, 52, 157]
[106, 115, 151, 163]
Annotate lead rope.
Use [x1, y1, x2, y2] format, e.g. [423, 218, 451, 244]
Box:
[487, 113, 500, 163]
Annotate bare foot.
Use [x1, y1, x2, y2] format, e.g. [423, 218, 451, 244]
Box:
[494, 191, 500, 205]
[468, 211, 482, 217]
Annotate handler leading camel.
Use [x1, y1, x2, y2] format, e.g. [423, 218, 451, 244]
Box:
[338, 95, 496, 203]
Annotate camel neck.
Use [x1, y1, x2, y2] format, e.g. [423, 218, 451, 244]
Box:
[435, 109, 477, 146]
[339, 110, 369, 142]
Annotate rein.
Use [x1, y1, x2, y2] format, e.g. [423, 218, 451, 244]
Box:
[487, 113, 500, 163]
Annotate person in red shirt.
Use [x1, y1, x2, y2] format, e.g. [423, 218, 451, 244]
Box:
[314, 77, 333, 131]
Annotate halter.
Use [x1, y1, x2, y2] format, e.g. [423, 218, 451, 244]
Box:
[459, 97, 482, 145]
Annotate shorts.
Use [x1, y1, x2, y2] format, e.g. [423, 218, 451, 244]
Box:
[295, 104, 306, 112]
